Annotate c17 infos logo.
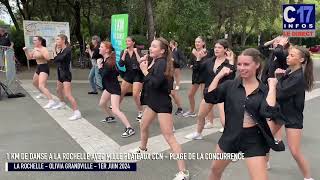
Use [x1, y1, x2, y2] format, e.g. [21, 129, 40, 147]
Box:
[283, 4, 316, 37]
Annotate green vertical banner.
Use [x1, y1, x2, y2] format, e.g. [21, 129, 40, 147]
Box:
[111, 14, 128, 72]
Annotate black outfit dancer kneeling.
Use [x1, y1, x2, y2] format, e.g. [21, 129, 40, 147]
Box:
[98, 41, 135, 138]
[204, 48, 284, 180]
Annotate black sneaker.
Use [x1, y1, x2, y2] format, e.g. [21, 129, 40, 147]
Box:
[88, 91, 98, 95]
[121, 127, 135, 138]
[175, 108, 184, 116]
[101, 116, 116, 123]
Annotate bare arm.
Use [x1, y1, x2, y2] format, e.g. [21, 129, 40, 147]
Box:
[23, 47, 33, 60]
[41, 47, 50, 61]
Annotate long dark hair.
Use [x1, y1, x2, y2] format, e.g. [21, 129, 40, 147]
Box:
[294, 46, 314, 91]
[156, 37, 174, 79]
[57, 34, 70, 47]
[240, 48, 263, 77]
[35, 36, 46, 47]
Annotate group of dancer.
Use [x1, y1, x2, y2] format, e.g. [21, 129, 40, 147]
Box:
[24, 34, 315, 180]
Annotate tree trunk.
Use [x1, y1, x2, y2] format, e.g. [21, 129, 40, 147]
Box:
[144, 0, 155, 45]
[74, 0, 84, 54]
[84, 0, 92, 35]
[16, 0, 25, 19]
[66, 0, 84, 54]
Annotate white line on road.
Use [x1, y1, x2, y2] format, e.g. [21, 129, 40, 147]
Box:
[20, 79, 320, 157]
[121, 119, 221, 153]
[306, 88, 320, 101]
[20, 81, 120, 157]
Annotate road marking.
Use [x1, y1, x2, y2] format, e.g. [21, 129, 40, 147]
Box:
[20, 81, 120, 157]
[306, 88, 320, 101]
[20, 80, 320, 157]
[121, 119, 221, 153]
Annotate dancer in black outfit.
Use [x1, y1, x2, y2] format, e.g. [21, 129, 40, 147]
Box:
[98, 41, 135, 138]
[118, 36, 144, 121]
[183, 36, 211, 118]
[185, 39, 235, 140]
[170, 40, 185, 90]
[268, 46, 314, 180]
[134, 37, 189, 180]
[205, 48, 284, 180]
[51, 34, 82, 120]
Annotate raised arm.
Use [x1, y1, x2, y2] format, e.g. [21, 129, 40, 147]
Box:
[22, 47, 33, 60]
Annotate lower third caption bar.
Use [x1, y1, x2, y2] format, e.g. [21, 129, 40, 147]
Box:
[6, 162, 136, 171]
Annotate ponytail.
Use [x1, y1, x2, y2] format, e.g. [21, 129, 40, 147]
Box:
[35, 36, 46, 47]
[58, 34, 70, 47]
[295, 46, 314, 91]
[156, 37, 174, 80]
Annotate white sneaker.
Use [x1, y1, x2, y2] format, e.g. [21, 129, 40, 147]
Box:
[185, 132, 203, 140]
[130, 147, 147, 153]
[51, 102, 66, 110]
[231, 158, 239, 162]
[44, 100, 56, 109]
[173, 170, 189, 180]
[219, 127, 224, 133]
[182, 111, 197, 118]
[136, 111, 143, 122]
[204, 122, 214, 129]
[175, 86, 180, 90]
[266, 161, 271, 170]
[304, 178, 314, 180]
[69, 110, 82, 120]
[173, 126, 176, 132]
[36, 94, 45, 99]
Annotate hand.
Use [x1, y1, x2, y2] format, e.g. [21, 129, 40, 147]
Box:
[23, 47, 28, 51]
[139, 54, 148, 63]
[140, 60, 148, 72]
[124, 49, 128, 54]
[267, 78, 278, 88]
[274, 68, 286, 78]
[278, 36, 288, 46]
[226, 50, 234, 62]
[198, 49, 207, 59]
[192, 48, 198, 57]
[97, 58, 103, 68]
[217, 67, 232, 79]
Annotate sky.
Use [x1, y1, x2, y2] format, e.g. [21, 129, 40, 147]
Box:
[0, 1, 16, 25]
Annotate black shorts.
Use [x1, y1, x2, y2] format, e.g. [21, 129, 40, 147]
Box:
[285, 121, 303, 129]
[218, 126, 270, 158]
[173, 61, 181, 69]
[57, 68, 72, 83]
[122, 70, 144, 84]
[36, 64, 50, 75]
[140, 91, 172, 113]
[103, 82, 121, 96]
